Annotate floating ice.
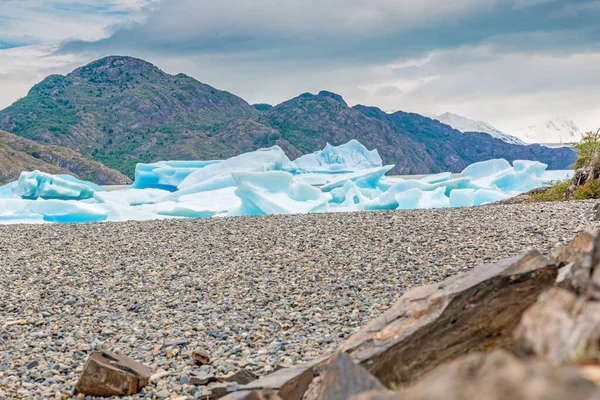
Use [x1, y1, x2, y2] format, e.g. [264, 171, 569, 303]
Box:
[229, 171, 330, 216]
[94, 188, 171, 206]
[0, 141, 575, 224]
[294, 140, 382, 173]
[462, 159, 512, 180]
[178, 146, 296, 190]
[0, 182, 17, 199]
[13, 171, 100, 200]
[132, 160, 221, 191]
[396, 187, 450, 210]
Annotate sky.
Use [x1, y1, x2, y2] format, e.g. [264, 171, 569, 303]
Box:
[0, 0, 598, 134]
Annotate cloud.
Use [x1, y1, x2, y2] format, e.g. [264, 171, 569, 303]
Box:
[0, 0, 598, 133]
[0, 0, 154, 46]
[60, 0, 599, 62]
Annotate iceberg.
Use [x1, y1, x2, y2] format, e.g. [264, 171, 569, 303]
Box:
[230, 171, 331, 216]
[13, 171, 100, 200]
[462, 159, 512, 180]
[0, 140, 576, 224]
[179, 146, 295, 189]
[396, 187, 450, 210]
[132, 160, 221, 191]
[449, 189, 476, 208]
[0, 181, 17, 198]
[294, 140, 383, 173]
[94, 188, 171, 206]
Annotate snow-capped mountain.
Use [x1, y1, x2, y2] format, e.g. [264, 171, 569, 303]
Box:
[435, 112, 525, 145]
[513, 118, 581, 144]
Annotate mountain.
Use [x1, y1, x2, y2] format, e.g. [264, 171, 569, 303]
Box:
[513, 118, 581, 144]
[0, 56, 577, 178]
[0, 130, 130, 185]
[0, 56, 259, 177]
[435, 112, 525, 145]
[354, 107, 575, 171]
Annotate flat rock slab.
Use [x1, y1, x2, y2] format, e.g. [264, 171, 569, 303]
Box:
[74, 350, 151, 396]
[340, 250, 557, 386]
[350, 351, 600, 400]
[220, 368, 259, 385]
[222, 357, 329, 400]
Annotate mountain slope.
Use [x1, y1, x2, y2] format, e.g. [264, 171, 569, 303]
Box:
[435, 112, 524, 145]
[0, 130, 131, 185]
[514, 118, 581, 144]
[260, 91, 437, 174]
[0, 56, 577, 177]
[0, 56, 259, 176]
[354, 107, 577, 171]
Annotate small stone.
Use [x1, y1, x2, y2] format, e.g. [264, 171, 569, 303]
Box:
[150, 371, 169, 383]
[26, 361, 39, 369]
[192, 350, 211, 366]
[191, 371, 218, 386]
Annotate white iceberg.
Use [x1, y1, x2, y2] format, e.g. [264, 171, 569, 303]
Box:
[13, 171, 100, 200]
[0, 140, 576, 224]
[294, 140, 382, 173]
[132, 160, 221, 191]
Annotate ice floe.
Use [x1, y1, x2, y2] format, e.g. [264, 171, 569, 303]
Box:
[0, 140, 575, 224]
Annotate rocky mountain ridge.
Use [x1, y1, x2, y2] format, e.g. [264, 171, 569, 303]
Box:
[0, 56, 577, 178]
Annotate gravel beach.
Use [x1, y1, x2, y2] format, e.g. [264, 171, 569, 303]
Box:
[1, 201, 599, 399]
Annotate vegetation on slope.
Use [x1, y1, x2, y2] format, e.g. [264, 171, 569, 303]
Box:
[533, 129, 600, 202]
[0, 130, 131, 185]
[0, 55, 578, 178]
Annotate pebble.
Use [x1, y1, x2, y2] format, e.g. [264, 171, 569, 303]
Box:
[0, 201, 597, 398]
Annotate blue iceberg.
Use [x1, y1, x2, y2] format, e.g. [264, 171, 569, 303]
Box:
[0, 141, 576, 224]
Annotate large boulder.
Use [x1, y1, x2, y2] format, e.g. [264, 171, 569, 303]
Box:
[339, 251, 557, 387]
[515, 230, 600, 363]
[350, 351, 600, 400]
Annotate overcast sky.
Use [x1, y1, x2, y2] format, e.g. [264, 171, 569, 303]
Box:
[0, 0, 598, 133]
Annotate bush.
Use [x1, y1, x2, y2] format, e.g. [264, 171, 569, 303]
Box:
[532, 180, 571, 202]
[574, 179, 600, 200]
[574, 129, 600, 169]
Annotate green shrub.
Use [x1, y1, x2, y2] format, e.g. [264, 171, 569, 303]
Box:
[574, 179, 600, 200]
[574, 129, 600, 169]
[532, 180, 571, 202]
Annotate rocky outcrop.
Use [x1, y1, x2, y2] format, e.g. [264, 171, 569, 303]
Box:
[351, 351, 600, 400]
[514, 230, 600, 364]
[339, 251, 557, 387]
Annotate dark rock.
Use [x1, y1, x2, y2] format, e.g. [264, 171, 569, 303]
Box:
[351, 351, 600, 400]
[191, 350, 211, 365]
[207, 382, 238, 399]
[226, 357, 329, 400]
[26, 361, 39, 369]
[219, 368, 259, 385]
[514, 287, 600, 364]
[340, 251, 557, 387]
[74, 350, 151, 397]
[311, 352, 385, 400]
[191, 371, 218, 386]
